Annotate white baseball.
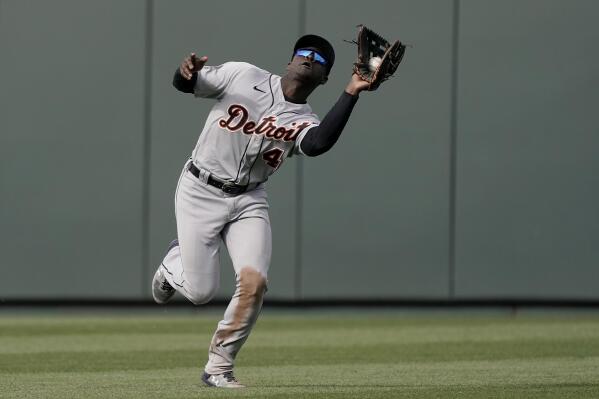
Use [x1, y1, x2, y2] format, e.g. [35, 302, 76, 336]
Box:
[368, 56, 382, 71]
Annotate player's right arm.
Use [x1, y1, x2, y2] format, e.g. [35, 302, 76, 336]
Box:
[173, 53, 243, 98]
[180, 53, 207, 79]
[172, 53, 207, 93]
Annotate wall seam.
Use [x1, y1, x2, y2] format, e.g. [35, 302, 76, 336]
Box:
[448, 0, 460, 299]
[141, 0, 154, 297]
[294, 0, 307, 300]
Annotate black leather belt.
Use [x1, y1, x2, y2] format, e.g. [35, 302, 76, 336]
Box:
[188, 162, 249, 195]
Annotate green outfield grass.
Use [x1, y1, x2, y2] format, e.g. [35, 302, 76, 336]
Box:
[1, 309, 599, 398]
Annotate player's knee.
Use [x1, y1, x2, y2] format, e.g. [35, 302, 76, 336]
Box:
[238, 267, 267, 303]
[186, 285, 218, 306]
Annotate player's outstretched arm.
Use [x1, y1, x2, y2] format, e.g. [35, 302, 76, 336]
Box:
[299, 72, 374, 156]
[173, 53, 208, 93]
[344, 73, 371, 96]
[299, 78, 367, 157]
[300, 71, 379, 156]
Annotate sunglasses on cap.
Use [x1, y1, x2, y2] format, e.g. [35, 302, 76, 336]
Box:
[295, 49, 327, 65]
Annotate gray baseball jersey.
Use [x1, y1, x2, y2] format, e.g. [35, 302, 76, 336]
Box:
[191, 62, 320, 185]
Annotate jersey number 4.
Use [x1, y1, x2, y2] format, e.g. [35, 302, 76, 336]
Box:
[262, 148, 284, 169]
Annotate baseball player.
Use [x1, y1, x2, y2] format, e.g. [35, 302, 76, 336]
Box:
[152, 34, 372, 388]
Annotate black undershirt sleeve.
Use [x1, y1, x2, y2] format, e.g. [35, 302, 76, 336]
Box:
[172, 68, 198, 94]
[299, 91, 359, 157]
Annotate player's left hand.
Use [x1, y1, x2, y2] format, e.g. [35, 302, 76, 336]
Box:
[345, 73, 371, 96]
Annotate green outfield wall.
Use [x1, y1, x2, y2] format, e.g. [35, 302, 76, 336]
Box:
[1, 0, 597, 300]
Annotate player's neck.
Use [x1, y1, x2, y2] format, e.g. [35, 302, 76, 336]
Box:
[280, 75, 317, 104]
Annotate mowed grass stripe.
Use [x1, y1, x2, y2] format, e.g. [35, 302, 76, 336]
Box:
[0, 333, 211, 354]
[3, 338, 599, 374]
[3, 359, 599, 399]
[3, 320, 599, 354]
[0, 317, 218, 337]
[2, 315, 598, 337]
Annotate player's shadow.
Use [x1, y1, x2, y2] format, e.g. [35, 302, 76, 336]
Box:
[258, 384, 404, 388]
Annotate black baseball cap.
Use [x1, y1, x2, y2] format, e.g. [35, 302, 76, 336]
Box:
[293, 34, 335, 75]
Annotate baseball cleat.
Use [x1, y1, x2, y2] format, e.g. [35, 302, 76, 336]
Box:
[202, 371, 245, 388]
[152, 265, 175, 304]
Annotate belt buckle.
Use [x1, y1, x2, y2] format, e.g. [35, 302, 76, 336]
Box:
[220, 182, 238, 194]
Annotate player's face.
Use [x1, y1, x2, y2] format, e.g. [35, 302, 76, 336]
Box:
[287, 48, 328, 85]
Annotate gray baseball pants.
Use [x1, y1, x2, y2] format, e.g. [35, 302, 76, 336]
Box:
[161, 160, 271, 375]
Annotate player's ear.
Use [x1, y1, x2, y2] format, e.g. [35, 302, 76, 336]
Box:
[320, 75, 328, 85]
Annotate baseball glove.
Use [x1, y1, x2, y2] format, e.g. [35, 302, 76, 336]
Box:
[353, 25, 406, 90]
